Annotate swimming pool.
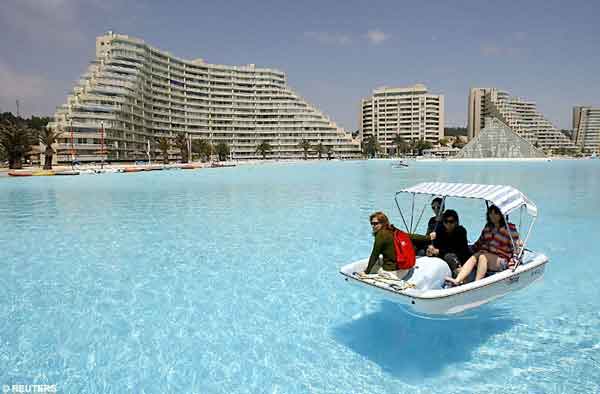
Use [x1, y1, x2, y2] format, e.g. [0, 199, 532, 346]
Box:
[1, 160, 598, 393]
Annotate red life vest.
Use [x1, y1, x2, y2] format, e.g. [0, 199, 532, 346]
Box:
[391, 226, 416, 270]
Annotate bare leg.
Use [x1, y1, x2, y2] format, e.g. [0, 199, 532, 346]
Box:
[475, 254, 488, 280]
[475, 252, 502, 280]
[445, 253, 478, 285]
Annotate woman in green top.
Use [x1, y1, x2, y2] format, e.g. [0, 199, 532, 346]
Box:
[359, 212, 410, 280]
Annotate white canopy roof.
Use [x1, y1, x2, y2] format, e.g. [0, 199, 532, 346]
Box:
[398, 182, 538, 217]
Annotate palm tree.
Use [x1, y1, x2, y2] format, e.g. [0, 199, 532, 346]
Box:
[255, 141, 272, 159]
[0, 118, 36, 169]
[174, 132, 189, 163]
[215, 142, 230, 161]
[157, 136, 170, 164]
[363, 135, 380, 158]
[192, 139, 213, 162]
[38, 127, 63, 170]
[313, 143, 325, 159]
[392, 134, 407, 157]
[298, 139, 311, 160]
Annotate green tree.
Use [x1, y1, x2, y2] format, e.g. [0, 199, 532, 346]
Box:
[298, 139, 311, 160]
[413, 139, 433, 155]
[363, 135, 380, 158]
[392, 134, 408, 157]
[0, 118, 37, 169]
[38, 127, 63, 170]
[215, 142, 230, 161]
[439, 137, 450, 147]
[192, 139, 213, 162]
[29, 116, 52, 131]
[313, 142, 325, 159]
[255, 141, 273, 159]
[174, 132, 189, 163]
[156, 136, 171, 164]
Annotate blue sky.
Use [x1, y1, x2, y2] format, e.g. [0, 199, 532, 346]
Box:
[1, 0, 598, 130]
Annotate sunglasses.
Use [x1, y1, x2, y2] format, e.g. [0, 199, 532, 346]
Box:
[371, 221, 381, 226]
[444, 219, 456, 224]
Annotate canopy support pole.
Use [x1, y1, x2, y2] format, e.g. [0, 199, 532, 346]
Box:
[413, 202, 427, 234]
[409, 193, 415, 233]
[395, 193, 411, 233]
[513, 216, 536, 271]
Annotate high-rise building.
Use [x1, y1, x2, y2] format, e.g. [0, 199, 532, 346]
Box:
[467, 88, 574, 151]
[572, 106, 600, 154]
[359, 84, 444, 155]
[48, 32, 361, 162]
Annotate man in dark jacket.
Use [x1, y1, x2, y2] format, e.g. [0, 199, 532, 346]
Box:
[427, 209, 470, 272]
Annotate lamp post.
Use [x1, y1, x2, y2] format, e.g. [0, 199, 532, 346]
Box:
[70, 120, 75, 170]
[146, 139, 151, 166]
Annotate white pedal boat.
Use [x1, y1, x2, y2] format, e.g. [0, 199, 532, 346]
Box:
[340, 182, 549, 316]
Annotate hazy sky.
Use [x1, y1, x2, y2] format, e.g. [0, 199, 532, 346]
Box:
[1, 0, 598, 130]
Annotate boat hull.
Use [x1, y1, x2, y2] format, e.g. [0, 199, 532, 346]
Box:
[340, 251, 548, 316]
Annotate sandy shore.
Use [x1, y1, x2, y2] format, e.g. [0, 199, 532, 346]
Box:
[1, 156, 592, 177]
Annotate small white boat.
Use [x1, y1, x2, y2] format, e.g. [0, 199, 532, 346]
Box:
[340, 182, 549, 316]
[391, 159, 409, 168]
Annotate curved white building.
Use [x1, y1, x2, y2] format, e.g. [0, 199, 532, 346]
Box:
[48, 32, 361, 162]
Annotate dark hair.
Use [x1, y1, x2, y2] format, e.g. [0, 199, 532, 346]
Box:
[442, 209, 459, 224]
[431, 197, 443, 207]
[486, 205, 506, 228]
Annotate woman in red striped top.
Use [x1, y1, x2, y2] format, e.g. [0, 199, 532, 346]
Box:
[445, 205, 521, 286]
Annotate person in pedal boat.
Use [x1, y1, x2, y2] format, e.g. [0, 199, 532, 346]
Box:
[410, 197, 444, 254]
[359, 212, 410, 280]
[426, 209, 470, 273]
[445, 205, 521, 286]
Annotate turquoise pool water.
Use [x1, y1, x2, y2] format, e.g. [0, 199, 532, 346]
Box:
[1, 160, 599, 393]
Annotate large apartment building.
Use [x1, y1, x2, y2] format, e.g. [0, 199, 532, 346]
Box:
[572, 106, 600, 154]
[467, 88, 573, 151]
[48, 32, 361, 162]
[359, 84, 444, 155]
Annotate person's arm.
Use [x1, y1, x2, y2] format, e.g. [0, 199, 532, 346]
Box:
[429, 229, 443, 256]
[365, 233, 384, 274]
[472, 227, 486, 252]
[507, 224, 521, 265]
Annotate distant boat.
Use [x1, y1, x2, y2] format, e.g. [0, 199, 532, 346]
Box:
[211, 162, 237, 168]
[54, 170, 80, 176]
[8, 171, 33, 177]
[391, 159, 409, 168]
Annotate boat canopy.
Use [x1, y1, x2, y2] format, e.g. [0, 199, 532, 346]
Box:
[398, 182, 537, 217]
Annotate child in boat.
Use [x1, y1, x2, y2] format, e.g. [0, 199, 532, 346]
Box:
[426, 209, 470, 273]
[445, 205, 520, 286]
[410, 197, 444, 254]
[359, 211, 411, 280]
